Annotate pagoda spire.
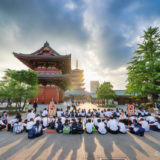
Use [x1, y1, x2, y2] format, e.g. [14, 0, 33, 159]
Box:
[76, 59, 78, 69]
[44, 41, 49, 47]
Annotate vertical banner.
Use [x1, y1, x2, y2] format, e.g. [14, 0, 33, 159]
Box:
[127, 104, 135, 116]
[48, 104, 56, 117]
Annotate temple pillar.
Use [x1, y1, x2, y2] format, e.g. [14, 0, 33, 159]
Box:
[59, 88, 64, 103]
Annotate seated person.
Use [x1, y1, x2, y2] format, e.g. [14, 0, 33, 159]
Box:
[35, 120, 43, 137]
[7, 113, 20, 131]
[128, 119, 145, 136]
[1, 111, 8, 124]
[149, 118, 160, 132]
[41, 108, 48, 117]
[107, 116, 119, 134]
[119, 112, 128, 125]
[85, 119, 93, 134]
[34, 114, 42, 123]
[56, 118, 63, 133]
[42, 115, 51, 128]
[139, 118, 150, 132]
[93, 116, 99, 130]
[118, 120, 126, 134]
[97, 119, 107, 135]
[63, 120, 71, 134]
[81, 110, 86, 117]
[13, 118, 24, 133]
[71, 119, 78, 134]
[146, 114, 155, 124]
[26, 118, 35, 132]
[27, 109, 35, 121]
[77, 118, 84, 134]
[0, 116, 6, 130]
[104, 109, 112, 117]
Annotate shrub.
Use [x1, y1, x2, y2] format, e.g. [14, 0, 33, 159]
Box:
[144, 103, 153, 109]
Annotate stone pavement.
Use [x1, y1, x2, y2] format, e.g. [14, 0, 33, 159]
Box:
[0, 129, 160, 160]
[0, 103, 160, 160]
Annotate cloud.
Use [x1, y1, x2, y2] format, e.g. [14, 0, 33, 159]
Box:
[0, 0, 160, 90]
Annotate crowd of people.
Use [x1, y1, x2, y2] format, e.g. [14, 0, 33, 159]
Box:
[0, 106, 160, 139]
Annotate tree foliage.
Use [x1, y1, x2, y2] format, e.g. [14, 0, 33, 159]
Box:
[96, 82, 117, 105]
[126, 27, 160, 101]
[0, 69, 38, 111]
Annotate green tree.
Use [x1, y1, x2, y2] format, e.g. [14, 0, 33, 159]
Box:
[96, 82, 117, 106]
[0, 69, 38, 111]
[126, 27, 160, 102]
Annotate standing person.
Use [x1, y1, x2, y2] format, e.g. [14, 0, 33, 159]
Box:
[33, 101, 38, 113]
[50, 100, 54, 105]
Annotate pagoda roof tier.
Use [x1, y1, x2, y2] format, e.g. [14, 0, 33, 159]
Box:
[38, 74, 71, 79]
[38, 74, 71, 90]
[13, 42, 71, 74]
[13, 53, 71, 74]
[13, 52, 71, 60]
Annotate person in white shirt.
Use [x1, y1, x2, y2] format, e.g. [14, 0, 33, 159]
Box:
[34, 114, 42, 123]
[107, 117, 119, 134]
[26, 118, 35, 131]
[27, 109, 35, 121]
[97, 119, 107, 135]
[61, 116, 66, 125]
[0, 116, 6, 130]
[144, 110, 149, 116]
[42, 108, 48, 117]
[149, 118, 160, 131]
[100, 111, 104, 118]
[42, 115, 51, 128]
[81, 111, 86, 117]
[118, 120, 126, 134]
[57, 110, 63, 117]
[104, 109, 112, 117]
[146, 114, 155, 123]
[93, 116, 99, 129]
[85, 119, 93, 134]
[139, 118, 150, 131]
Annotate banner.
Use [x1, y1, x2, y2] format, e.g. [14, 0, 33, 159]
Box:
[127, 104, 135, 116]
[48, 104, 56, 117]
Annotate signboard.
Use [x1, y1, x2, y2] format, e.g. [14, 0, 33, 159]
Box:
[127, 104, 135, 116]
[48, 104, 56, 117]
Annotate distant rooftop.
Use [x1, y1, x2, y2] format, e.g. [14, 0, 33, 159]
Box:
[65, 90, 133, 98]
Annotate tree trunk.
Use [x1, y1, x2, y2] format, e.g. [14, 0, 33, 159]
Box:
[19, 101, 22, 112]
[106, 99, 108, 107]
[21, 99, 27, 111]
[15, 102, 18, 112]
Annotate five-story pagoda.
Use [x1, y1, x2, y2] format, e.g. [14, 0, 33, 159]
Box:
[13, 42, 71, 104]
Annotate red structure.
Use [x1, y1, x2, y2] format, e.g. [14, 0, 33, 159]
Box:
[13, 42, 71, 104]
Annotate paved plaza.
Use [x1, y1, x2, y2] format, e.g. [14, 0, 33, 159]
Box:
[0, 104, 160, 160]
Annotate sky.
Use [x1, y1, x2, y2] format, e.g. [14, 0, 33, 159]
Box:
[0, 0, 160, 91]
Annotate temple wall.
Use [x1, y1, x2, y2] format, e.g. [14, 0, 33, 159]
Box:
[30, 85, 64, 104]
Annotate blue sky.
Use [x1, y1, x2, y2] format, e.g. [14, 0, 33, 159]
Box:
[0, 0, 160, 91]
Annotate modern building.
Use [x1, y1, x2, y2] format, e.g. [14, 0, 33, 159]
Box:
[71, 60, 85, 91]
[13, 42, 71, 104]
[90, 81, 100, 93]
